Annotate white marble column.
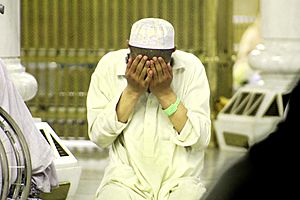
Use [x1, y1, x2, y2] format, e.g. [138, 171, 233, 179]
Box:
[0, 0, 37, 101]
[248, 0, 300, 88]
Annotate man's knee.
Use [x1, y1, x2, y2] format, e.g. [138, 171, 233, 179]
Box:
[95, 183, 132, 200]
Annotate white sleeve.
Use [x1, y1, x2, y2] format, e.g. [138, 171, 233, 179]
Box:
[87, 57, 131, 148]
[171, 58, 211, 149]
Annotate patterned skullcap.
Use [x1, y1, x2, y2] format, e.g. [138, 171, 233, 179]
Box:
[129, 18, 175, 49]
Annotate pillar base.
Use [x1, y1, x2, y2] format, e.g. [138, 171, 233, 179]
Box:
[2, 58, 37, 101]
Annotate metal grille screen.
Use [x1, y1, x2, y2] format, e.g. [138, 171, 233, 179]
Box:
[21, 0, 207, 139]
[20, 0, 252, 140]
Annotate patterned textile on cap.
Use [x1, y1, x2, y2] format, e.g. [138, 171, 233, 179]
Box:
[129, 18, 175, 50]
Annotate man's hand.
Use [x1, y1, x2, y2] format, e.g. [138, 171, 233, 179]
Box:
[149, 57, 173, 98]
[125, 55, 152, 97]
[117, 55, 152, 123]
[148, 57, 188, 133]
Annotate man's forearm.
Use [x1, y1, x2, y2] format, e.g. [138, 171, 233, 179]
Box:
[116, 87, 140, 123]
[157, 90, 188, 133]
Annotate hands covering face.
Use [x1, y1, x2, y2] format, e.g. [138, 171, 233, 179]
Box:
[125, 55, 173, 97]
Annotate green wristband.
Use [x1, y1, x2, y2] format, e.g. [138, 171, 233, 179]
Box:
[163, 98, 180, 116]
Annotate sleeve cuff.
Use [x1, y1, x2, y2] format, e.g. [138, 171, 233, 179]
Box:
[170, 110, 210, 147]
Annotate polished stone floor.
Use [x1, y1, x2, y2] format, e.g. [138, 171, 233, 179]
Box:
[66, 142, 245, 200]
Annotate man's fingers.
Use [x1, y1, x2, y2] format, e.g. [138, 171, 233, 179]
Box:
[136, 55, 148, 76]
[158, 57, 170, 77]
[150, 60, 157, 80]
[167, 63, 173, 77]
[129, 55, 143, 74]
[125, 57, 133, 74]
[139, 60, 150, 80]
[153, 57, 163, 78]
[144, 68, 153, 85]
[167, 63, 172, 71]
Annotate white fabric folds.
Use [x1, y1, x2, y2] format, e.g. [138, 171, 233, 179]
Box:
[0, 58, 58, 193]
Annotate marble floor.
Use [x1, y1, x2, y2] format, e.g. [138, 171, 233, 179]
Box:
[66, 142, 246, 200]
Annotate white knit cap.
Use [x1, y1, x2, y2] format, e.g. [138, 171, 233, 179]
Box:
[129, 18, 175, 49]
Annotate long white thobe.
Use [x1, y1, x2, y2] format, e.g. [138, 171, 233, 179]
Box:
[87, 49, 211, 200]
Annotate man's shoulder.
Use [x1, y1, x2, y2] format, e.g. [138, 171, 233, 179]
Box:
[173, 50, 199, 58]
[172, 50, 204, 69]
[173, 50, 203, 63]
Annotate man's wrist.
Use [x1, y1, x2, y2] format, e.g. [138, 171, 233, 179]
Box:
[124, 86, 142, 100]
[163, 97, 180, 116]
[157, 91, 177, 110]
[155, 88, 174, 103]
